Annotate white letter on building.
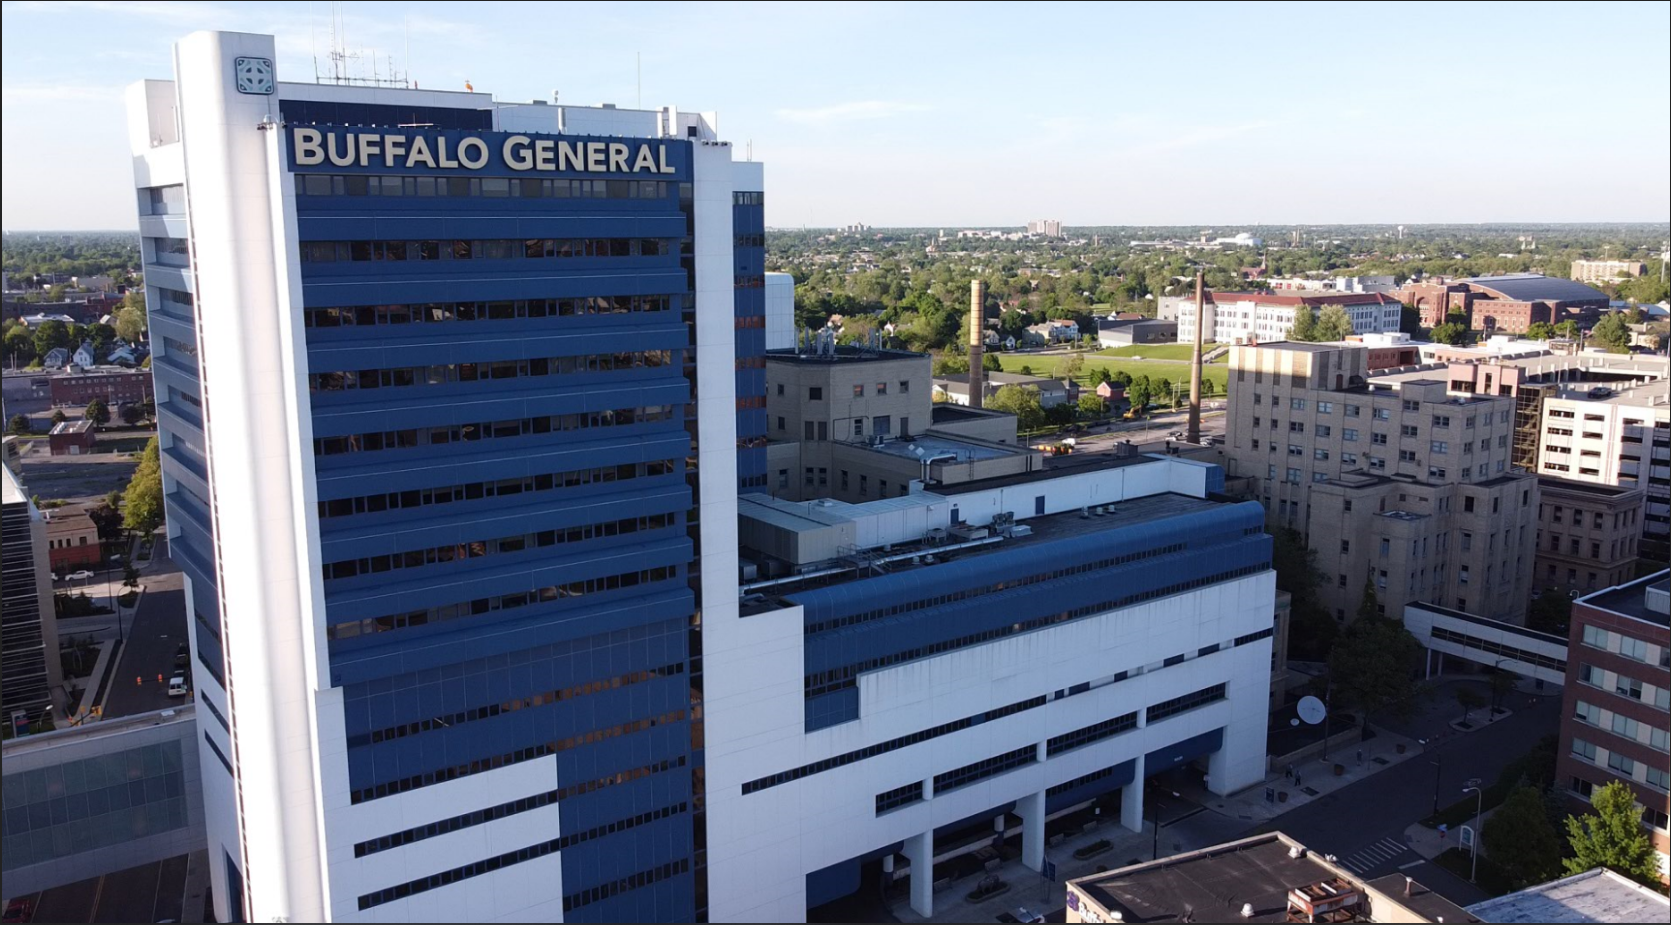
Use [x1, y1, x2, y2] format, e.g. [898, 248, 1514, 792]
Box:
[534, 139, 555, 171]
[632, 145, 657, 173]
[586, 142, 608, 172]
[293, 128, 324, 166]
[503, 135, 534, 171]
[558, 142, 585, 172]
[326, 132, 355, 167]
[658, 145, 674, 174]
[457, 137, 490, 170]
[356, 133, 381, 168]
[406, 135, 436, 168]
[608, 143, 630, 173]
[383, 134, 407, 168]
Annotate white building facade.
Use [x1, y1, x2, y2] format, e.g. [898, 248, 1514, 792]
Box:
[127, 30, 750, 924]
[1177, 293, 1403, 345]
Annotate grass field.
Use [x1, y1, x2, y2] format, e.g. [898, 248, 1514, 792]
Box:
[1096, 343, 1217, 360]
[996, 353, 1230, 391]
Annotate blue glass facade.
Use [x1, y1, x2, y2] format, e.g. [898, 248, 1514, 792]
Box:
[791, 501, 1270, 730]
[733, 190, 766, 493]
[291, 123, 699, 921]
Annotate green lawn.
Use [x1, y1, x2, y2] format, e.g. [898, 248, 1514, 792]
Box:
[1096, 343, 1218, 360]
[997, 354, 1230, 391]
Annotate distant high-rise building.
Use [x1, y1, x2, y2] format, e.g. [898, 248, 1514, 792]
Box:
[2, 464, 63, 731]
[1026, 219, 1062, 237]
[126, 30, 756, 922]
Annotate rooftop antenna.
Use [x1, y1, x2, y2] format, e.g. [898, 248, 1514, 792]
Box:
[404, 15, 411, 88]
[310, 1, 319, 83]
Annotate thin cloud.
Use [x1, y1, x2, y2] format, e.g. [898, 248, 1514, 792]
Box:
[776, 100, 929, 126]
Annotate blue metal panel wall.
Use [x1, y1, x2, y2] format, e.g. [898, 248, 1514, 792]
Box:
[733, 191, 766, 493]
[292, 128, 698, 919]
[1143, 727, 1224, 775]
[794, 501, 1269, 729]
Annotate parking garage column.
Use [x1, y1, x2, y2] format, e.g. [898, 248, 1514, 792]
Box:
[902, 829, 934, 917]
[1014, 788, 1046, 872]
[1120, 753, 1146, 833]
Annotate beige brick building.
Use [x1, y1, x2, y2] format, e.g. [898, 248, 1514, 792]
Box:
[1533, 477, 1647, 595]
[1224, 342, 1538, 625]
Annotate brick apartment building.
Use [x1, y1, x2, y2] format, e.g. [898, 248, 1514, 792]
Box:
[1533, 477, 1647, 595]
[44, 506, 102, 572]
[48, 369, 154, 407]
[1558, 572, 1671, 882]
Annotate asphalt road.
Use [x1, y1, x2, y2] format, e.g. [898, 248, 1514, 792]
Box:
[1239, 694, 1563, 906]
[101, 536, 190, 718]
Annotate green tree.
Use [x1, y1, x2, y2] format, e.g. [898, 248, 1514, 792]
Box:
[50, 409, 67, 425]
[1455, 684, 1485, 725]
[1484, 786, 1563, 889]
[1428, 322, 1471, 346]
[932, 356, 970, 377]
[1328, 596, 1421, 720]
[87, 502, 125, 547]
[986, 384, 1045, 431]
[1154, 377, 1174, 407]
[1111, 370, 1133, 387]
[1045, 403, 1076, 427]
[1524, 321, 1558, 341]
[1272, 527, 1338, 661]
[46, 283, 67, 302]
[120, 403, 143, 426]
[7, 413, 31, 435]
[1554, 320, 1581, 339]
[1126, 378, 1151, 416]
[4, 324, 36, 366]
[1057, 353, 1085, 382]
[1399, 304, 1423, 336]
[1588, 313, 1632, 353]
[1018, 365, 1033, 376]
[113, 305, 147, 344]
[1077, 394, 1107, 418]
[1563, 781, 1660, 885]
[84, 398, 111, 427]
[1315, 305, 1354, 341]
[32, 319, 71, 357]
[981, 353, 1002, 372]
[1288, 304, 1318, 342]
[1095, 367, 1114, 386]
[122, 437, 165, 536]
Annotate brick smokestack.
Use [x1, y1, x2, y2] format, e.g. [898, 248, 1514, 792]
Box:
[968, 279, 986, 409]
[1187, 270, 1204, 445]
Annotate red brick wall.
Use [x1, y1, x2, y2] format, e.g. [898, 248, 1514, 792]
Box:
[49, 373, 154, 406]
[1557, 599, 1671, 877]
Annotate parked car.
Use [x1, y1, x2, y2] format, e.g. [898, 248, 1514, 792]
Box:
[66, 570, 95, 581]
[173, 644, 189, 669]
[3, 897, 35, 923]
[167, 674, 189, 697]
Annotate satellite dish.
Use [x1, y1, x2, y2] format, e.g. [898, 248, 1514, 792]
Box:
[1297, 696, 1327, 726]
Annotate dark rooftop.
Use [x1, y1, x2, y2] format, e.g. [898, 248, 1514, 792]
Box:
[1462, 273, 1608, 305]
[1536, 475, 1643, 499]
[1579, 572, 1670, 629]
[930, 404, 1010, 424]
[1363, 875, 1476, 924]
[1070, 833, 1474, 924]
[765, 346, 925, 364]
[932, 447, 1159, 494]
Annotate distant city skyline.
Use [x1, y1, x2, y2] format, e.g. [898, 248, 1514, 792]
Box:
[3, 0, 1669, 230]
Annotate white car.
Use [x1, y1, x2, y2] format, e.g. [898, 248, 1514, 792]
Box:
[66, 570, 96, 581]
[167, 674, 189, 697]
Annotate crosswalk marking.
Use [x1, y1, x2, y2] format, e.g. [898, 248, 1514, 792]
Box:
[1340, 837, 1412, 874]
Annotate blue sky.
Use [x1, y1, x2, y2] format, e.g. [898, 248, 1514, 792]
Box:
[3, 0, 1668, 230]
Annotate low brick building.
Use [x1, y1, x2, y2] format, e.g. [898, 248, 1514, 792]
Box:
[1397, 274, 1609, 334]
[47, 419, 96, 456]
[44, 506, 102, 572]
[48, 369, 154, 407]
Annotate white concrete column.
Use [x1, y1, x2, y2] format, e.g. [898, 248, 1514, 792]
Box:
[1015, 789, 1046, 872]
[902, 829, 934, 918]
[1120, 754, 1146, 833]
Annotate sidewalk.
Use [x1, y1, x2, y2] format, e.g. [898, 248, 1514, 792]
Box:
[1170, 724, 1426, 826]
[1406, 806, 1499, 860]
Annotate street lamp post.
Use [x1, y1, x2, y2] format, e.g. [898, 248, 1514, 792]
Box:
[1427, 749, 1442, 817]
[1463, 784, 1483, 883]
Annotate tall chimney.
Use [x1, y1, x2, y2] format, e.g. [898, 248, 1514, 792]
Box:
[968, 279, 987, 409]
[1187, 270, 1205, 444]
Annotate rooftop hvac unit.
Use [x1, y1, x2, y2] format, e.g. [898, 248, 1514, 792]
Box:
[947, 523, 990, 541]
[1092, 506, 1106, 516]
[1080, 507, 1091, 519]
